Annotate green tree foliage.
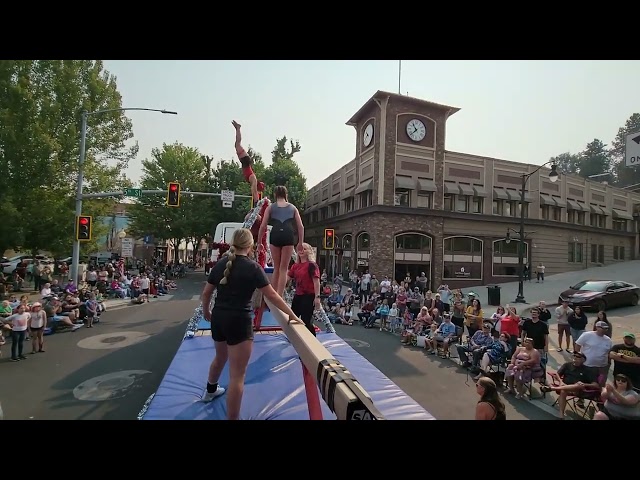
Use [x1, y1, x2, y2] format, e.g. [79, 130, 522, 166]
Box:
[579, 139, 611, 179]
[262, 136, 307, 209]
[0, 60, 136, 257]
[550, 152, 581, 175]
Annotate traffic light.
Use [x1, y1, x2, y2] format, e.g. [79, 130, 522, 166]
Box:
[324, 228, 335, 249]
[166, 182, 181, 207]
[76, 215, 93, 242]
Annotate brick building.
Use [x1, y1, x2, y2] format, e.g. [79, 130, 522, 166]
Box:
[303, 90, 640, 289]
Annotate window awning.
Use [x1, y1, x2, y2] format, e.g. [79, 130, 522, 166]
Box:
[444, 182, 460, 195]
[553, 197, 567, 208]
[493, 188, 509, 200]
[472, 185, 487, 197]
[354, 179, 373, 195]
[458, 183, 475, 196]
[506, 189, 533, 202]
[539, 194, 556, 206]
[395, 176, 416, 190]
[340, 187, 355, 200]
[613, 209, 634, 220]
[417, 178, 436, 192]
[590, 204, 607, 215]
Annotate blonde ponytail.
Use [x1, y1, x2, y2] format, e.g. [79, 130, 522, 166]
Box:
[219, 246, 236, 285]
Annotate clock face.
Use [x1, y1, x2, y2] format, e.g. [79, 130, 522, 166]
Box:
[406, 119, 426, 142]
[363, 123, 374, 147]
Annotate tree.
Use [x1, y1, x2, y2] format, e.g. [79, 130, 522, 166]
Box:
[0, 60, 136, 257]
[612, 113, 640, 186]
[550, 152, 581, 175]
[262, 136, 307, 209]
[578, 139, 611, 179]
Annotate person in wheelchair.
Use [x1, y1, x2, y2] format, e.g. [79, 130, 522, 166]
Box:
[457, 322, 494, 370]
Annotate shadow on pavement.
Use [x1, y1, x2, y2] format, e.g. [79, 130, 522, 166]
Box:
[45, 322, 187, 420]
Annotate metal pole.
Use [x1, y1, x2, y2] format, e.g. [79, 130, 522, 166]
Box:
[398, 60, 402, 94]
[515, 174, 527, 303]
[71, 110, 88, 284]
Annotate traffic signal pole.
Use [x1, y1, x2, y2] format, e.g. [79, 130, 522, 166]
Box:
[70, 110, 88, 283]
[79, 190, 253, 199]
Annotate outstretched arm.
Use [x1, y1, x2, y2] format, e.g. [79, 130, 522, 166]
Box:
[294, 207, 304, 249]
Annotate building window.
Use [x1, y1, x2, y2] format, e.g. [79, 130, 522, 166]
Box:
[341, 234, 352, 276]
[591, 244, 605, 264]
[416, 192, 433, 208]
[355, 232, 370, 272]
[614, 246, 625, 260]
[394, 189, 410, 207]
[590, 214, 606, 228]
[330, 202, 339, 217]
[443, 236, 483, 280]
[568, 242, 583, 263]
[359, 191, 373, 208]
[456, 195, 468, 212]
[344, 197, 354, 213]
[446, 194, 483, 213]
[541, 205, 562, 221]
[394, 233, 432, 284]
[493, 239, 529, 277]
[493, 200, 528, 218]
[471, 197, 483, 214]
[444, 194, 454, 211]
[613, 219, 627, 231]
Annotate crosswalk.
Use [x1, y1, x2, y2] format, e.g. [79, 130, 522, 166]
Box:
[191, 295, 201, 302]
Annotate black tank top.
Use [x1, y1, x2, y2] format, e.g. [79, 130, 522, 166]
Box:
[479, 401, 506, 420]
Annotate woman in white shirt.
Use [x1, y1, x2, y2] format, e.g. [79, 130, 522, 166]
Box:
[40, 283, 52, 298]
[28, 302, 47, 354]
[6, 304, 30, 361]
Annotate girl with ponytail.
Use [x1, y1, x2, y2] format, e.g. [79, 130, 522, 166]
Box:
[200, 228, 302, 420]
[287, 243, 321, 336]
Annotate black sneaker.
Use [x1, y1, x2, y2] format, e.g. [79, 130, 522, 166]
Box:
[19, 355, 27, 360]
[10, 358, 19, 362]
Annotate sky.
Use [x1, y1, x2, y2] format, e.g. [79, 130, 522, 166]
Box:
[103, 60, 640, 189]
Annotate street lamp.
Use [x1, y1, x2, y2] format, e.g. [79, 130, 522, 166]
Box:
[507, 162, 559, 304]
[71, 107, 178, 282]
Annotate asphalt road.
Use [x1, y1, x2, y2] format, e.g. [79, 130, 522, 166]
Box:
[332, 322, 557, 420]
[0, 272, 206, 420]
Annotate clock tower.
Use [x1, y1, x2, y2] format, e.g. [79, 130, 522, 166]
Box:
[347, 91, 460, 209]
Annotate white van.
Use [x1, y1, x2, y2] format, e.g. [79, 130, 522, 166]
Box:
[210, 222, 272, 264]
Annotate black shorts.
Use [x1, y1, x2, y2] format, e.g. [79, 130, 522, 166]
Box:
[239, 155, 252, 168]
[210, 309, 254, 346]
[30, 327, 43, 332]
[291, 293, 315, 336]
[270, 227, 295, 248]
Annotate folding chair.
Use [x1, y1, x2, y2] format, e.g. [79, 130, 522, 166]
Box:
[546, 372, 603, 419]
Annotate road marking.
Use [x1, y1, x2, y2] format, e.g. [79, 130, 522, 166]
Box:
[77, 331, 151, 350]
[191, 295, 201, 301]
[154, 294, 175, 302]
[73, 370, 152, 401]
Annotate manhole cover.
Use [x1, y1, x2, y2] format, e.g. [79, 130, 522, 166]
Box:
[73, 370, 152, 401]
[342, 338, 370, 348]
[101, 336, 126, 344]
[77, 331, 151, 350]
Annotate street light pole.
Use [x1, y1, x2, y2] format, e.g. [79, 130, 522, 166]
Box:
[511, 161, 559, 304]
[70, 107, 177, 283]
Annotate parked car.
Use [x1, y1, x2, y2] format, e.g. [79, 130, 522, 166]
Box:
[558, 280, 640, 311]
[1, 255, 32, 275]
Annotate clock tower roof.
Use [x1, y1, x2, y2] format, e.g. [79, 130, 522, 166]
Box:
[346, 90, 461, 126]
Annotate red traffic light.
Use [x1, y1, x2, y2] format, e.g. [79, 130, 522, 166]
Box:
[327, 230, 333, 236]
[79, 217, 89, 225]
[170, 184, 178, 191]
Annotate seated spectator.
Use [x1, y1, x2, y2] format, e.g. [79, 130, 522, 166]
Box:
[357, 299, 375, 324]
[457, 322, 494, 369]
[593, 374, 640, 420]
[505, 337, 544, 399]
[110, 280, 126, 298]
[50, 279, 63, 295]
[40, 282, 52, 298]
[540, 352, 600, 419]
[475, 332, 511, 381]
[64, 280, 78, 295]
[609, 333, 640, 388]
[401, 306, 430, 344]
[42, 297, 79, 329]
[326, 289, 342, 310]
[427, 316, 457, 357]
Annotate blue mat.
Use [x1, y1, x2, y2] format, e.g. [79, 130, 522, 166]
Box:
[142, 332, 435, 420]
[197, 309, 280, 331]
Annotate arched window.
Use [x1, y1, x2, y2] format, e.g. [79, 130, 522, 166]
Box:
[443, 236, 483, 280]
[355, 232, 370, 272]
[492, 239, 528, 277]
[342, 234, 352, 250]
[341, 234, 353, 277]
[394, 232, 432, 284]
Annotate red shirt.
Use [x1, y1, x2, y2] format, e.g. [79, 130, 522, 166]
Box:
[500, 315, 521, 336]
[288, 261, 319, 295]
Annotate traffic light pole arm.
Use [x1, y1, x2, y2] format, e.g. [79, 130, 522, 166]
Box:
[80, 190, 254, 199]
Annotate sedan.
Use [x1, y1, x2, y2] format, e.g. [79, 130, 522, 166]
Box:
[558, 280, 640, 311]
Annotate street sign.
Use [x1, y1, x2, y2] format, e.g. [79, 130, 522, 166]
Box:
[625, 132, 640, 167]
[222, 200, 233, 208]
[121, 238, 134, 257]
[143, 235, 154, 245]
[221, 190, 235, 202]
[125, 188, 142, 198]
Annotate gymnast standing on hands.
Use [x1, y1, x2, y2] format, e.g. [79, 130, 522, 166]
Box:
[257, 185, 304, 297]
[233, 120, 265, 203]
[201, 228, 302, 420]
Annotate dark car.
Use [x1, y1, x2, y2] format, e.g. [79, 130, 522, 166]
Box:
[558, 280, 640, 311]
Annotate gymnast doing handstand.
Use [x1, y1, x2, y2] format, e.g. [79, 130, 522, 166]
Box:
[233, 120, 264, 204]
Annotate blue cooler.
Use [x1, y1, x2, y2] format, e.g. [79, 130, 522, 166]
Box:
[264, 266, 274, 282]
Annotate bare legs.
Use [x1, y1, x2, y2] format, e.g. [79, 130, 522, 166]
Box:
[233, 120, 259, 203]
[208, 339, 253, 420]
[269, 245, 294, 298]
[232, 120, 242, 150]
[270, 245, 282, 297]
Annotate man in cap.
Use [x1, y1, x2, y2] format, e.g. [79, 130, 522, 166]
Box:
[609, 332, 640, 388]
[541, 351, 600, 418]
[575, 321, 613, 385]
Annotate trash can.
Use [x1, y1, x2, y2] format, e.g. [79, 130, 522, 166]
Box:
[487, 285, 501, 306]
